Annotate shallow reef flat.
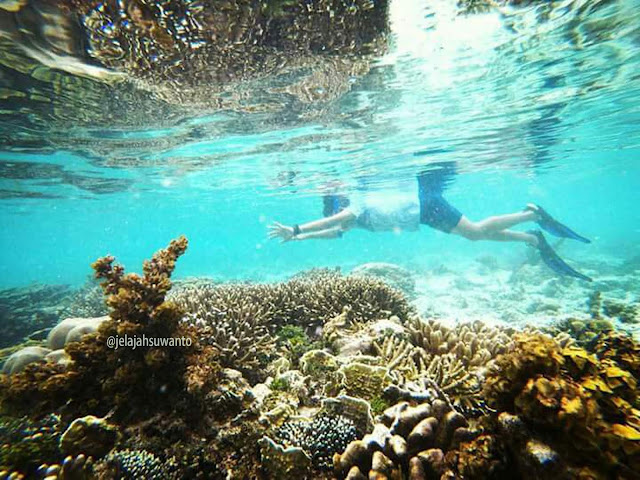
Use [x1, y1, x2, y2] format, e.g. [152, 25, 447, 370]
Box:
[0, 237, 639, 479]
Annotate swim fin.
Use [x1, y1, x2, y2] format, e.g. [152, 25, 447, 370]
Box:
[529, 230, 592, 282]
[527, 204, 591, 243]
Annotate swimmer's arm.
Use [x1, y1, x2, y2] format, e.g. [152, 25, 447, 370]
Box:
[268, 210, 355, 243]
[296, 209, 355, 233]
[295, 226, 345, 241]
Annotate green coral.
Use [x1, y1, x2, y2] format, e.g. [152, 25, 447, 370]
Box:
[276, 325, 321, 365]
[271, 377, 292, 392]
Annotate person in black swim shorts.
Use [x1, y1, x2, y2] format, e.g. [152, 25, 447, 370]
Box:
[267, 161, 593, 281]
[268, 163, 541, 247]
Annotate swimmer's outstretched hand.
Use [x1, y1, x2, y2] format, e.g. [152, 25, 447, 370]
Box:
[268, 222, 295, 243]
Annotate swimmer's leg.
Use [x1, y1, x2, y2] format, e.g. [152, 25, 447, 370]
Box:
[452, 216, 538, 245]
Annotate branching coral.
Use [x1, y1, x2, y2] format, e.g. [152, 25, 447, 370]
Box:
[372, 319, 510, 417]
[407, 318, 514, 368]
[172, 268, 413, 332]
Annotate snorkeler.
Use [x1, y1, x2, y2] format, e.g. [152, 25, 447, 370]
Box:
[268, 163, 592, 282]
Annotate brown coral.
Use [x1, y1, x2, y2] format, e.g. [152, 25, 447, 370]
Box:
[482, 331, 640, 478]
[0, 236, 220, 424]
[334, 399, 479, 479]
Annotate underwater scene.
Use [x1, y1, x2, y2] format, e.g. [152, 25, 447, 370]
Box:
[0, 0, 639, 478]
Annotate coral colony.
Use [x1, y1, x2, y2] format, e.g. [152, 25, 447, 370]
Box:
[0, 236, 639, 479]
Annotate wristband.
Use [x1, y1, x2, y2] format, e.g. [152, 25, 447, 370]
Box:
[293, 224, 301, 236]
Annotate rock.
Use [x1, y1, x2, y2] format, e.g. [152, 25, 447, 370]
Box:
[2, 345, 51, 374]
[44, 349, 72, 367]
[251, 384, 272, 407]
[60, 415, 119, 459]
[47, 316, 108, 350]
[300, 349, 339, 376]
[259, 436, 312, 479]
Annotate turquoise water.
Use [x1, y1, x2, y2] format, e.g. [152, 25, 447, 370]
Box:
[0, 0, 639, 289]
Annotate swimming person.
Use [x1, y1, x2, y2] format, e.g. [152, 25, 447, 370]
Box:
[268, 163, 592, 281]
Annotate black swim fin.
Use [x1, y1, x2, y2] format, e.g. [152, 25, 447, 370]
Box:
[528, 204, 591, 243]
[529, 230, 592, 282]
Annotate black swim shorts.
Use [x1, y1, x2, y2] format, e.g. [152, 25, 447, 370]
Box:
[419, 193, 463, 233]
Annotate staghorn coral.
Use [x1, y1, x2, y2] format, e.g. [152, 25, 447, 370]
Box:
[333, 399, 478, 479]
[273, 415, 358, 471]
[172, 268, 413, 332]
[407, 318, 514, 369]
[0, 236, 221, 424]
[372, 319, 509, 416]
[482, 331, 640, 478]
[182, 307, 275, 379]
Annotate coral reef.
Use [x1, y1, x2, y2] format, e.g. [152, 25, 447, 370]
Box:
[603, 299, 639, 324]
[545, 316, 614, 347]
[65, 283, 109, 319]
[0, 284, 75, 349]
[172, 268, 413, 333]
